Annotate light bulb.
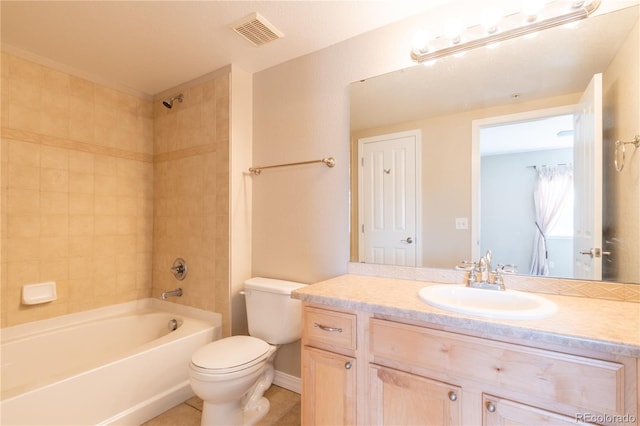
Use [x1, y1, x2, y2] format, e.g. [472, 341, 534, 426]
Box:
[444, 18, 464, 45]
[412, 30, 430, 53]
[481, 7, 502, 34]
[522, 0, 544, 21]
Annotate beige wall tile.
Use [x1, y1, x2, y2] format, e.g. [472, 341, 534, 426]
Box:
[152, 72, 230, 325]
[7, 188, 40, 214]
[40, 169, 68, 192]
[68, 172, 94, 194]
[41, 146, 69, 170]
[7, 214, 40, 238]
[68, 151, 94, 173]
[40, 192, 68, 215]
[2, 53, 155, 326]
[8, 163, 40, 190]
[40, 214, 68, 237]
[7, 139, 40, 166]
[1, 52, 229, 328]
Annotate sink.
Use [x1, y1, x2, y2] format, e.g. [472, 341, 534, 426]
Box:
[418, 285, 557, 320]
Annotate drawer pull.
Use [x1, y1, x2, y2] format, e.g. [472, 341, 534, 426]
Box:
[447, 391, 457, 402]
[314, 322, 343, 333]
[345, 361, 352, 370]
[486, 401, 496, 413]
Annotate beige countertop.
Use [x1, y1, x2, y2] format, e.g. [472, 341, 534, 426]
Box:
[292, 274, 640, 357]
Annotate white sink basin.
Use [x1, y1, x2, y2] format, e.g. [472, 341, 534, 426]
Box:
[418, 285, 557, 320]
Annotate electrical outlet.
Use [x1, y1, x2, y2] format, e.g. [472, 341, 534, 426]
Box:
[455, 217, 468, 230]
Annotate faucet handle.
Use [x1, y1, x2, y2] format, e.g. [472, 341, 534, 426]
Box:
[492, 265, 506, 290]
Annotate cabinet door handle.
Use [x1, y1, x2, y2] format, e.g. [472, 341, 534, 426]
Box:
[447, 391, 457, 402]
[314, 322, 343, 333]
[486, 401, 496, 413]
[344, 361, 352, 370]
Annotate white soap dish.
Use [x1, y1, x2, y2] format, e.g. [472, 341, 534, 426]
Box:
[22, 281, 57, 305]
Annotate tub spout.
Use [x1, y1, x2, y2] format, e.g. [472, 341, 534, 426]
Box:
[161, 288, 183, 300]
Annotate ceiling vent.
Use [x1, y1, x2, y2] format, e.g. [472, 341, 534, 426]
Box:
[232, 13, 284, 47]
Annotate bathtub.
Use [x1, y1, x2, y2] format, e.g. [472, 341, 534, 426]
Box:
[1, 299, 221, 425]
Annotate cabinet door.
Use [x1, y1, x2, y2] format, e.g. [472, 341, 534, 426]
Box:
[483, 395, 579, 425]
[369, 365, 461, 425]
[302, 346, 356, 426]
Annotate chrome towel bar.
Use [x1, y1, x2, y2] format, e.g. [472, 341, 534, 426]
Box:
[249, 156, 335, 175]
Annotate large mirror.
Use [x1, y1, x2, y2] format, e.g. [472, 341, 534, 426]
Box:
[350, 5, 640, 284]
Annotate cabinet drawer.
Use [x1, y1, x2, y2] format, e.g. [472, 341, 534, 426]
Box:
[303, 307, 356, 351]
[370, 318, 624, 416]
[482, 394, 578, 425]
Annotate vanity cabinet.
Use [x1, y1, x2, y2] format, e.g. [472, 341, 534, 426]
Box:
[370, 317, 629, 425]
[301, 306, 358, 425]
[301, 303, 637, 426]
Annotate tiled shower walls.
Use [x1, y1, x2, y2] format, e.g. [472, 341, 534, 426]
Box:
[152, 70, 231, 336]
[1, 52, 231, 330]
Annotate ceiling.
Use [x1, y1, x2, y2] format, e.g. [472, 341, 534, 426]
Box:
[1, 0, 453, 97]
[480, 115, 574, 156]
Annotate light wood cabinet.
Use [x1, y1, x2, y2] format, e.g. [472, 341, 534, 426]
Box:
[368, 365, 461, 425]
[301, 347, 356, 425]
[301, 307, 358, 425]
[301, 303, 638, 426]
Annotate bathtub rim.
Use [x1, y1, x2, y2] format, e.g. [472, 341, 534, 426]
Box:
[1, 298, 221, 343]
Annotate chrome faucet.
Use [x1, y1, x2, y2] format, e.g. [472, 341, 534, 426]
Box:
[467, 250, 505, 291]
[161, 288, 183, 300]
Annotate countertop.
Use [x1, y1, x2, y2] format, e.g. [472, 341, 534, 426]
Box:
[292, 274, 640, 357]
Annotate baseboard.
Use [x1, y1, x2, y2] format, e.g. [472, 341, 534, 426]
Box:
[273, 370, 301, 394]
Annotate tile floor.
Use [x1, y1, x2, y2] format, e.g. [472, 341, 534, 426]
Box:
[142, 385, 301, 426]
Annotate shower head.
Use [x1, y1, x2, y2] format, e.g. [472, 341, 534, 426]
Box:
[162, 94, 183, 109]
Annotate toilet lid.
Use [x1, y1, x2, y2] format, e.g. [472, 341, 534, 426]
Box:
[191, 335, 271, 371]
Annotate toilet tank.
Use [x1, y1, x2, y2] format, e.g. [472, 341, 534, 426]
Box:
[244, 277, 307, 345]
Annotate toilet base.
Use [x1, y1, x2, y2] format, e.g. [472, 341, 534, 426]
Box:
[201, 400, 243, 425]
[199, 363, 275, 426]
[243, 363, 274, 425]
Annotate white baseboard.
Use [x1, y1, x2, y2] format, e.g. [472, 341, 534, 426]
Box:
[273, 370, 301, 394]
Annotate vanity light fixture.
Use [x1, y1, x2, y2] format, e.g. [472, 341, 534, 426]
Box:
[410, 0, 601, 64]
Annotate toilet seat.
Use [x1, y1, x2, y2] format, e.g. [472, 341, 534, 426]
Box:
[191, 335, 273, 374]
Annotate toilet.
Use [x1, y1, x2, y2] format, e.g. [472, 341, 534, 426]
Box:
[189, 277, 307, 426]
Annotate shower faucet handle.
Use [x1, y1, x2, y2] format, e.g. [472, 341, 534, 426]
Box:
[170, 258, 188, 280]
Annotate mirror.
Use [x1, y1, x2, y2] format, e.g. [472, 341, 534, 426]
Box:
[350, 5, 640, 284]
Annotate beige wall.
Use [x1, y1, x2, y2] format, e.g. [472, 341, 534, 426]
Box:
[251, 5, 439, 380]
[1, 52, 154, 326]
[603, 17, 640, 283]
[152, 68, 232, 336]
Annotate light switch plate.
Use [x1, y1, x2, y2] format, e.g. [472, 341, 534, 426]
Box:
[455, 217, 468, 230]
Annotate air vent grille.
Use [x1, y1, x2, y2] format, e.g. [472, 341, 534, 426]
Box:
[232, 13, 283, 46]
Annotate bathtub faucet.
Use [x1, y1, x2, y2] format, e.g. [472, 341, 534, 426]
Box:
[161, 288, 183, 300]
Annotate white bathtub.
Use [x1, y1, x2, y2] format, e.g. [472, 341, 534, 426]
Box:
[1, 299, 221, 425]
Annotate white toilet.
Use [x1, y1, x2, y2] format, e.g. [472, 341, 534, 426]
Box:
[189, 277, 307, 426]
